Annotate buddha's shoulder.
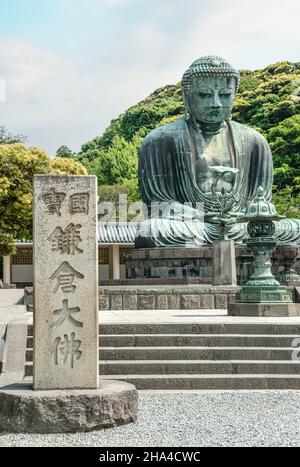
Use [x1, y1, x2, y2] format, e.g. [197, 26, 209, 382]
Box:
[229, 120, 268, 145]
[142, 118, 187, 145]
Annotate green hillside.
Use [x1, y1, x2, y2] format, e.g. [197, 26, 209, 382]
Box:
[76, 61, 300, 218]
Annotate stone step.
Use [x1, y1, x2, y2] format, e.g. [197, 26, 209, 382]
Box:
[26, 322, 300, 336]
[25, 346, 297, 363]
[26, 333, 300, 349]
[27, 337, 33, 348]
[99, 374, 300, 390]
[24, 318, 300, 390]
[23, 360, 300, 378]
[98, 346, 296, 361]
[100, 334, 298, 347]
[22, 372, 300, 391]
[98, 360, 300, 375]
[99, 324, 300, 335]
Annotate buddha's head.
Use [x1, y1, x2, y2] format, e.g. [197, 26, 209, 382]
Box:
[182, 56, 240, 125]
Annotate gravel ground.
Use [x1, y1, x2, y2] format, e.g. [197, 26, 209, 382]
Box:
[0, 391, 299, 447]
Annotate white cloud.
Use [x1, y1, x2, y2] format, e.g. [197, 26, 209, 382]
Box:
[0, 39, 99, 154]
[0, 35, 174, 155]
[183, 0, 300, 69]
[0, 0, 299, 155]
[101, 0, 127, 5]
[61, 0, 128, 11]
[0, 79, 6, 102]
[0, 23, 178, 155]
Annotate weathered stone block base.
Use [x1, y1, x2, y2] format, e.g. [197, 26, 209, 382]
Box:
[228, 302, 300, 317]
[100, 286, 240, 310]
[237, 285, 292, 303]
[0, 380, 138, 433]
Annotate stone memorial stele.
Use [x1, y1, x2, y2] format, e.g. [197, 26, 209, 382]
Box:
[0, 175, 138, 433]
[135, 56, 300, 248]
[33, 175, 99, 389]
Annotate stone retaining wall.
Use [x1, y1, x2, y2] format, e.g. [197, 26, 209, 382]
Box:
[25, 285, 300, 311]
[99, 286, 240, 310]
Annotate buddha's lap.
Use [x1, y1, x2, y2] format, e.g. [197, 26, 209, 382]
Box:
[137, 217, 300, 245]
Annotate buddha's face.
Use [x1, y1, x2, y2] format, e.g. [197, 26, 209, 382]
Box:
[184, 76, 235, 124]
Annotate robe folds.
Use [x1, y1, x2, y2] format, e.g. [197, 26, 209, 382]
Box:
[136, 117, 300, 247]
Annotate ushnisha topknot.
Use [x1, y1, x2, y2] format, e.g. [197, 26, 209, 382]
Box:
[182, 55, 240, 93]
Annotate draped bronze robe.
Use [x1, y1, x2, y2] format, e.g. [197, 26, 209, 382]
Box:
[136, 117, 300, 247]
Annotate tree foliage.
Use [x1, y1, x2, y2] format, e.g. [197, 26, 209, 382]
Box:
[0, 126, 26, 145]
[0, 144, 87, 255]
[56, 145, 75, 158]
[51, 157, 87, 175]
[77, 61, 300, 215]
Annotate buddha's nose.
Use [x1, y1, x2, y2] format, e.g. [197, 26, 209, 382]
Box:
[212, 93, 222, 108]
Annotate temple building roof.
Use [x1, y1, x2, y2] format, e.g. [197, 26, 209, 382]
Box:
[98, 222, 138, 245]
[15, 222, 139, 246]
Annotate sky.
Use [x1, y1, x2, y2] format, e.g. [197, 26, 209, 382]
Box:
[0, 0, 299, 155]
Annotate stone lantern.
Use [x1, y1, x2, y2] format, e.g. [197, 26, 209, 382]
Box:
[274, 243, 300, 284]
[228, 187, 300, 316]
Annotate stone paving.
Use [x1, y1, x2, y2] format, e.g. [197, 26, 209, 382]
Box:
[99, 309, 300, 325]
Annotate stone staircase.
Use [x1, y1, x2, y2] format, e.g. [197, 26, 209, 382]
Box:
[25, 322, 300, 390]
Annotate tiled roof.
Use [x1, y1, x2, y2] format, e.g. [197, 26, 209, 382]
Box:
[98, 222, 138, 244]
[15, 222, 139, 246]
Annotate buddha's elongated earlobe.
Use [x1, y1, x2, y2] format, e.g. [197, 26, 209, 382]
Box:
[183, 92, 190, 120]
[183, 92, 193, 122]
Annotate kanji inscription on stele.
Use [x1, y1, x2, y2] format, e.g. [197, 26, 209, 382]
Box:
[33, 175, 99, 390]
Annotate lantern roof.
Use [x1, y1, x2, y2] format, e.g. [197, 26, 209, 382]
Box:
[239, 187, 284, 222]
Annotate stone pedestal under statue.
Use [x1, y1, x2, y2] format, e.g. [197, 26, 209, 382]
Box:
[125, 245, 300, 285]
[125, 246, 213, 282]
